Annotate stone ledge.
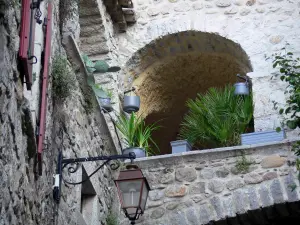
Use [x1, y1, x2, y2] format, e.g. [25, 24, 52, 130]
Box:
[130, 138, 300, 169]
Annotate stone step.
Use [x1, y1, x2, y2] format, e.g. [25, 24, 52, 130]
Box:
[80, 24, 105, 37]
[80, 34, 107, 45]
[80, 42, 110, 55]
[88, 55, 112, 62]
[79, 15, 102, 26]
[79, 6, 99, 17]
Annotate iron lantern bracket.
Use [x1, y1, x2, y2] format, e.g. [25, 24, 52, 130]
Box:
[53, 151, 136, 204]
[30, 0, 44, 24]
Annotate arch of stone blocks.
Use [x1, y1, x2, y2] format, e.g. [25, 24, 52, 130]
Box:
[123, 30, 253, 154]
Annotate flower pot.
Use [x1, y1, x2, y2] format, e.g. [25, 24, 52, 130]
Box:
[99, 97, 112, 111]
[234, 82, 249, 95]
[241, 130, 286, 145]
[122, 147, 146, 158]
[123, 95, 140, 113]
[170, 140, 192, 154]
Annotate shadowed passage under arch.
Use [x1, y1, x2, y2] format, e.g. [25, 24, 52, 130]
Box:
[124, 31, 253, 155]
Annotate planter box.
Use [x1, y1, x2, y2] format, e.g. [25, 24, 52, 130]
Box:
[170, 140, 192, 154]
[241, 130, 286, 145]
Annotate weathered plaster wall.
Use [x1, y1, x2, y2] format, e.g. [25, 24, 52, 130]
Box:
[123, 141, 300, 225]
[0, 0, 122, 225]
[116, 0, 300, 133]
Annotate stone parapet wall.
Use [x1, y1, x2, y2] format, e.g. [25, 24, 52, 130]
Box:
[121, 140, 300, 224]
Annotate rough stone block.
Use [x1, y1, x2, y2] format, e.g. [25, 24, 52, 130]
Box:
[247, 187, 260, 210]
[165, 185, 187, 197]
[259, 185, 273, 207]
[189, 182, 206, 195]
[244, 172, 263, 184]
[233, 190, 249, 214]
[175, 167, 197, 182]
[191, 195, 205, 203]
[200, 168, 215, 179]
[283, 174, 300, 202]
[216, 0, 232, 7]
[270, 179, 284, 204]
[169, 211, 188, 225]
[210, 196, 224, 219]
[186, 208, 199, 225]
[208, 179, 225, 193]
[150, 207, 165, 219]
[216, 167, 230, 178]
[199, 204, 212, 224]
[261, 155, 286, 168]
[226, 178, 244, 190]
[263, 172, 278, 181]
[148, 190, 164, 201]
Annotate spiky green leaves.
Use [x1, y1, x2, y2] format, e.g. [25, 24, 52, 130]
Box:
[179, 85, 254, 149]
[115, 113, 160, 156]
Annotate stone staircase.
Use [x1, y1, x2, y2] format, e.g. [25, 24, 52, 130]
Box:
[79, 0, 109, 57]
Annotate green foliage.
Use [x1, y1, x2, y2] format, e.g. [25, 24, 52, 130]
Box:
[52, 56, 76, 101]
[235, 153, 253, 173]
[94, 60, 109, 73]
[81, 54, 109, 73]
[179, 85, 254, 149]
[82, 54, 115, 100]
[272, 48, 300, 157]
[115, 113, 160, 156]
[272, 46, 300, 188]
[106, 212, 119, 225]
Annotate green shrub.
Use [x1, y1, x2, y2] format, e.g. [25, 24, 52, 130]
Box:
[52, 56, 76, 101]
[179, 85, 254, 149]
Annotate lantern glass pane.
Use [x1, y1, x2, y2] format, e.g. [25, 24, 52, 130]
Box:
[140, 180, 149, 212]
[117, 179, 143, 208]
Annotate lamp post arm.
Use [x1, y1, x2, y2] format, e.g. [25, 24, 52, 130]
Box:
[53, 151, 136, 204]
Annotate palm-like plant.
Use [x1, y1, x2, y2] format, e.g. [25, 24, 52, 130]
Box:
[115, 113, 160, 156]
[179, 85, 253, 149]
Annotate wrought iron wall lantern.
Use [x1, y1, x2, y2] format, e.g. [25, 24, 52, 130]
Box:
[53, 151, 150, 224]
[234, 74, 250, 96]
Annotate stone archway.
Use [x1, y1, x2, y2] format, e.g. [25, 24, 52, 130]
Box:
[124, 31, 253, 155]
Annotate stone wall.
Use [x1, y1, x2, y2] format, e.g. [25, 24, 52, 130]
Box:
[116, 0, 300, 133]
[0, 0, 122, 225]
[123, 140, 300, 225]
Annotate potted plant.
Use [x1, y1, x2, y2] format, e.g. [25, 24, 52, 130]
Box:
[115, 113, 160, 158]
[123, 88, 140, 113]
[93, 85, 114, 111]
[179, 85, 254, 149]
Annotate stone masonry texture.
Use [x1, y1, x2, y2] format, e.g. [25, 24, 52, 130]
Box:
[125, 142, 300, 224]
[1, 0, 300, 225]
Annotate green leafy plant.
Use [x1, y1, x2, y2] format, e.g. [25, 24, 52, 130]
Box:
[179, 85, 254, 149]
[82, 54, 120, 73]
[271, 46, 300, 184]
[52, 56, 76, 101]
[235, 153, 253, 173]
[115, 113, 160, 156]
